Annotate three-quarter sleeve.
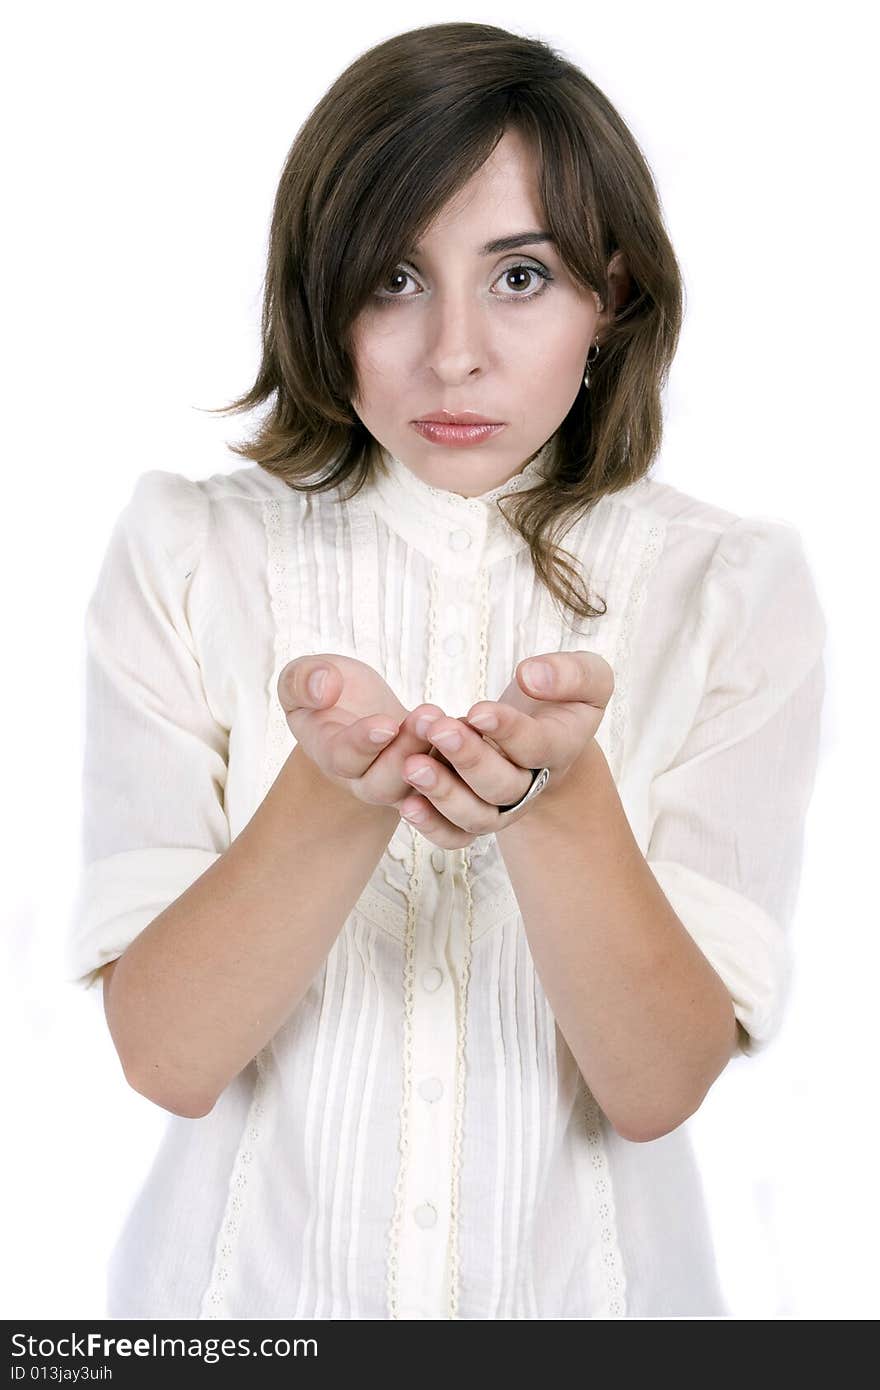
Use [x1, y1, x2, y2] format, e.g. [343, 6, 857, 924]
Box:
[645, 516, 827, 1057]
[64, 470, 231, 994]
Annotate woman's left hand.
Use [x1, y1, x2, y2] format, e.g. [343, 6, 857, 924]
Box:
[396, 651, 614, 847]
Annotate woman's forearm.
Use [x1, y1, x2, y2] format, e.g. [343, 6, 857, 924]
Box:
[105, 746, 399, 1117]
[495, 738, 737, 1142]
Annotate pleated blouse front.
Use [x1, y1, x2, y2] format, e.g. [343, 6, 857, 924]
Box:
[65, 434, 827, 1319]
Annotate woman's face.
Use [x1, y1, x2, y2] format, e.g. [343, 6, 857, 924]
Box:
[349, 126, 620, 498]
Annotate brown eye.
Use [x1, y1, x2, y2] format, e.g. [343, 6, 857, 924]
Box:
[495, 264, 553, 298]
[375, 267, 416, 299]
[505, 267, 533, 292]
[382, 269, 413, 296]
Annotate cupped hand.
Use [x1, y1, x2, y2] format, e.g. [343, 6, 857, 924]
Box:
[277, 650, 613, 851]
[277, 653, 459, 814]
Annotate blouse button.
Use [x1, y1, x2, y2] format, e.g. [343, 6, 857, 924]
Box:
[448, 528, 472, 551]
[443, 633, 465, 657]
[430, 849, 446, 873]
[421, 967, 443, 992]
[418, 1077, 444, 1103]
[414, 1202, 438, 1229]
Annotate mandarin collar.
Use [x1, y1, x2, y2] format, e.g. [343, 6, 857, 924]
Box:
[363, 434, 559, 572]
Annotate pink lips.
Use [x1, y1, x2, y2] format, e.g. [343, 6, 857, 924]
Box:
[411, 421, 507, 447]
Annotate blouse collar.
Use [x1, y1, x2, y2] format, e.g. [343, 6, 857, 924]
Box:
[363, 433, 559, 572]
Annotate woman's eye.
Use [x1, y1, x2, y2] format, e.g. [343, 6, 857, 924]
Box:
[497, 264, 552, 298]
[375, 268, 418, 299]
[373, 262, 553, 304]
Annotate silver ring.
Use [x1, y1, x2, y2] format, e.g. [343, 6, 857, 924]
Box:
[496, 766, 551, 814]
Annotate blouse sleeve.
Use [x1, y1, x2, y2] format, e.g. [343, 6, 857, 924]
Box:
[645, 516, 827, 1057]
[63, 470, 231, 994]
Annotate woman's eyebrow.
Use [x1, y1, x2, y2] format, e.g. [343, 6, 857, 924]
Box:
[479, 230, 556, 254]
[409, 230, 556, 256]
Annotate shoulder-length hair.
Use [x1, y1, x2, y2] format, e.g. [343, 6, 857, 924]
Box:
[206, 21, 684, 627]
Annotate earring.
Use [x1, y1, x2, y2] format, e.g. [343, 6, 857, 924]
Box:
[583, 335, 601, 390]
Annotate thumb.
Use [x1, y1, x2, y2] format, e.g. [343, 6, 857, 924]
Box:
[278, 659, 336, 712]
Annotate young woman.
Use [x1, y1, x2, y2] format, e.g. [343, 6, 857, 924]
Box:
[66, 22, 827, 1319]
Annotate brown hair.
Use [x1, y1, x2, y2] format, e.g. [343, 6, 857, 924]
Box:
[204, 21, 684, 627]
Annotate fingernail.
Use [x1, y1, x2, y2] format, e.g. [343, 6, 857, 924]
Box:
[408, 766, 435, 786]
[369, 726, 397, 744]
[431, 729, 461, 750]
[308, 668, 327, 700]
[468, 711, 497, 731]
[523, 660, 552, 691]
[416, 714, 441, 739]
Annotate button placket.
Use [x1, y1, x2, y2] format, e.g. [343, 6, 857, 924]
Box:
[387, 493, 492, 1316]
[392, 854, 460, 1316]
[431, 570, 480, 719]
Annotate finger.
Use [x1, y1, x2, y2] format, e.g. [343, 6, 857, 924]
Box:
[396, 710, 499, 847]
[464, 700, 569, 772]
[277, 658, 340, 713]
[404, 719, 531, 831]
[400, 704, 445, 746]
[396, 705, 461, 772]
[398, 790, 480, 849]
[519, 651, 614, 710]
[426, 717, 532, 805]
[326, 714, 403, 779]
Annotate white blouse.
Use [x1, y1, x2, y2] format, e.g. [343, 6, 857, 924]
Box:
[64, 434, 827, 1319]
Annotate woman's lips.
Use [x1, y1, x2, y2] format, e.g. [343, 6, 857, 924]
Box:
[411, 421, 507, 447]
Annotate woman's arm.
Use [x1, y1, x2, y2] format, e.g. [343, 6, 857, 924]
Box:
[103, 746, 398, 1118]
[496, 738, 737, 1143]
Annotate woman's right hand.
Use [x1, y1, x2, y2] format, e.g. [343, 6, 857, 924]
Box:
[277, 653, 453, 816]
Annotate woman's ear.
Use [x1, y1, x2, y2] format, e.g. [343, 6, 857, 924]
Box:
[598, 249, 632, 334]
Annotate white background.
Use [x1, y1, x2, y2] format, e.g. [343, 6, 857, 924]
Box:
[2, 0, 876, 1320]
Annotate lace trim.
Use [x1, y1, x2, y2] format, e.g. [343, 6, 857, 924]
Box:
[583, 1081, 627, 1317]
[197, 495, 291, 1319]
[197, 1076, 269, 1319]
[442, 564, 484, 1315]
[385, 811, 423, 1319]
[447, 839, 474, 1318]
